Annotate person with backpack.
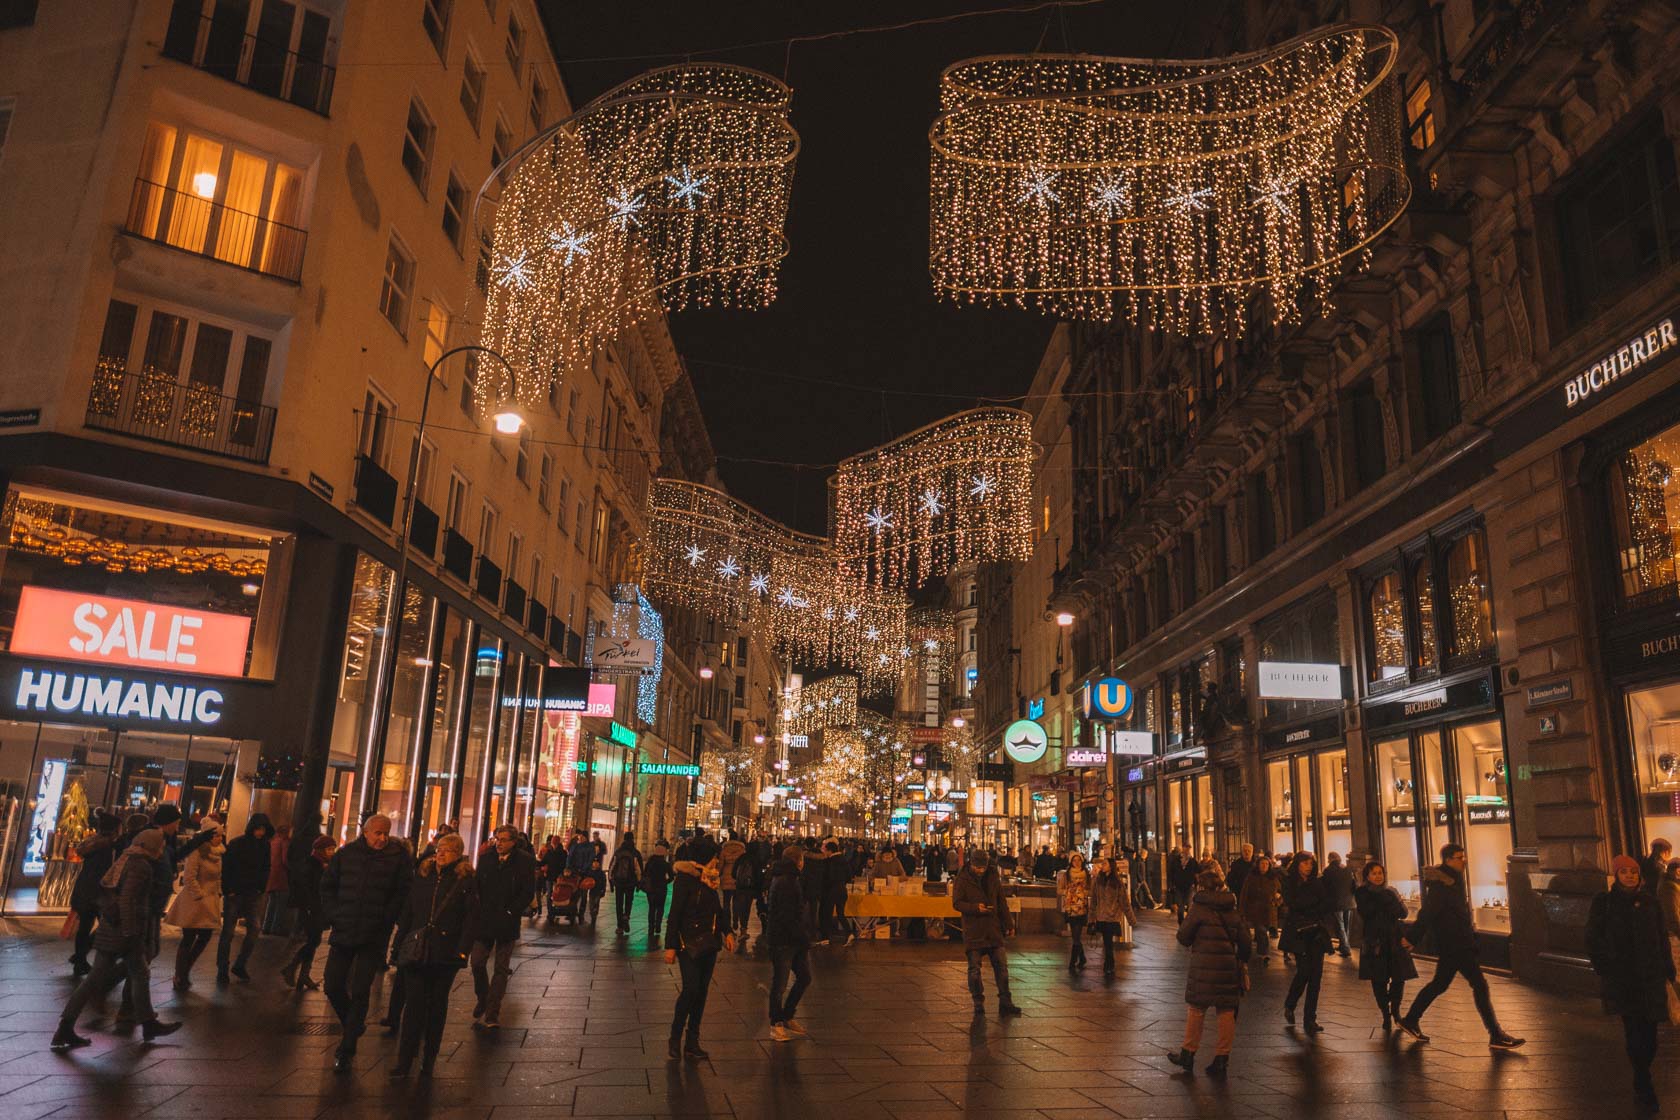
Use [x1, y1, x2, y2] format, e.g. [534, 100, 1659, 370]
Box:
[665, 837, 734, 1060]
[469, 824, 536, 1030]
[643, 840, 673, 941]
[610, 832, 644, 936]
[1166, 865, 1251, 1078]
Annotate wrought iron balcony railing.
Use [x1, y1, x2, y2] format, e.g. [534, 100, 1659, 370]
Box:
[86, 364, 276, 463]
[124, 177, 307, 282]
[161, 5, 335, 116]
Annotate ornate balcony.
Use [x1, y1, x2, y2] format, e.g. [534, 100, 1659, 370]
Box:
[124, 177, 306, 282]
[85, 365, 275, 464]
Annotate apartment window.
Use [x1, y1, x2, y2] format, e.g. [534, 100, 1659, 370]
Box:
[1404, 77, 1435, 151]
[506, 532, 522, 578]
[1289, 429, 1325, 532]
[358, 384, 396, 468]
[557, 476, 572, 533]
[88, 295, 275, 425]
[421, 300, 449, 369]
[1406, 312, 1459, 448]
[421, 0, 451, 57]
[548, 574, 561, 619]
[441, 172, 467, 250]
[160, 0, 334, 115]
[458, 350, 479, 416]
[528, 77, 547, 133]
[378, 235, 415, 334]
[574, 499, 586, 550]
[400, 98, 434, 193]
[478, 502, 499, 557]
[1209, 504, 1230, 587]
[127, 120, 308, 280]
[0, 98, 13, 173]
[515, 427, 531, 484]
[459, 51, 485, 129]
[1556, 117, 1680, 326]
[565, 389, 579, 436]
[504, 11, 524, 72]
[588, 501, 607, 565]
[1246, 472, 1276, 560]
[537, 452, 553, 508]
[474, 230, 492, 295]
[1348, 378, 1387, 490]
[409, 436, 435, 505]
[445, 472, 469, 531]
[490, 117, 512, 173]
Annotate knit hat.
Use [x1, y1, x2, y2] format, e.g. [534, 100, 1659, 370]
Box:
[152, 804, 182, 826]
[312, 835, 337, 856]
[1612, 854, 1641, 876]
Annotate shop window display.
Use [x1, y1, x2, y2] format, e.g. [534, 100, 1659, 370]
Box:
[1445, 532, 1495, 661]
[1628, 681, 1680, 849]
[1611, 422, 1680, 604]
[1315, 749, 1352, 861]
[1375, 737, 1422, 915]
[1454, 720, 1511, 930]
[1368, 569, 1408, 681]
[458, 639, 503, 852]
[1267, 757, 1294, 856]
[1293, 754, 1315, 856]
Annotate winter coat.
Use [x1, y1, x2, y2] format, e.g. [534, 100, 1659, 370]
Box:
[566, 839, 596, 876]
[165, 842, 224, 929]
[289, 851, 327, 916]
[266, 833, 290, 893]
[800, 850, 827, 901]
[221, 814, 273, 896]
[1239, 871, 1280, 930]
[944, 848, 961, 875]
[1354, 883, 1417, 983]
[718, 839, 747, 890]
[471, 845, 536, 943]
[665, 861, 727, 955]
[952, 863, 1012, 948]
[1587, 884, 1674, 1021]
[610, 844, 644, 888]
[1279, 873, 1333, 956]
[1225, 857, 1254, 901]
[1032, 851, 1058, 881]
[94, 852, 155, 953]
[1177, 887, 1252, 1010]
[70, 835, 117, 913]
[322, 836, 415, 947]
[766, 858, 810, 950]
[399, 859, 478, 969]
[1168, 851, 1198, 893]
[1409, 863, 1477, 959]
[1089, 872, 1136, 926]
[925, 846, 944, 881]
[1056, 867, 1091, 917]
[1322, 862, 1355, 910]
[874, 854, 906, 878]
[823, 849, 852, 899]
[642, 853, 672, 895]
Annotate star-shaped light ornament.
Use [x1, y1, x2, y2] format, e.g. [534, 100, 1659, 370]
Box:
[716, 555, 741, 580]
[924, 638, 940, 651]
[1252, 178, 1296, 216]
[776, 586, 802, 608]
[547, 221, 593, 266]
[864, 627, 880, 641]
[1017, 166, 1061, 207]
[749, 573, 769, 595]
[919, 489, 945, 518]
[1087, 176, 1129, 218]
[864, 507, 892, 534]
[1164, 185, 1214, 215]
[665, 165, 712, 210]
[605, 187, 646, 230]
[968, 474, 996, 500]
[684, 544, 706, 567]
[491, 251, 536, 291]
[842, 607, 859, 623]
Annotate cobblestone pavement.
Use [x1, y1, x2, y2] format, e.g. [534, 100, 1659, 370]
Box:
[0, 899, 1662, 1119]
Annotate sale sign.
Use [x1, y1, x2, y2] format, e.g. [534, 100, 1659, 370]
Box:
[11, 586, 251, 678]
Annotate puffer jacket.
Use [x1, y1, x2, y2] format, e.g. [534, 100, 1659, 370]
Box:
[398, 858, 478, 969]
[94, 853, 155, 953]
[164, 841, 224, 929]
[1410, 863, 1477, 958]
[70, 835, 117, 913]
[952, 863, 1011, 948]
[1178, 887, 1251, 1010]
[322, 837, 415, 947]
[1089, 871, 1136, 926]
[471, 845, 536, 943]
[1588, 884, 1674, 1021]
[1279, 873, 1333, 956]
[766, 858, 809, 950]
[1239, 870, 1280, 929]
[718, 839, 747, 890]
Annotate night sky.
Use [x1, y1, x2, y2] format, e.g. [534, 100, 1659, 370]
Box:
[540, 1, 1198, 534]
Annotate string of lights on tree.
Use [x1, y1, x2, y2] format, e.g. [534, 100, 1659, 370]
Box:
[928, 24, 1408, 334]
[830, 408, 1037, 590]
[473, 63, 798, 417]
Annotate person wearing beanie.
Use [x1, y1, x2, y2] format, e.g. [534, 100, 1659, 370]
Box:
[1397, 843, 1524, 1049]
[664, 835, 733, 1060]
[1588, 853, 1673, 1112]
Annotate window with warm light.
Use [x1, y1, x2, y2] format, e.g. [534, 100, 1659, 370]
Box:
[1405, 78, 1435, 150]
[421, 300, 450, 369]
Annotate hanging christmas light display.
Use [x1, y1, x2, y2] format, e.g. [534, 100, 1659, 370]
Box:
[929, 24, 1407, 333]
[786, 674, 859, 738]
[643, 479, 822, 621]
[474, 64, 798, 416]
[584, 583, 664, 724]
[830, 408, 1036, 590]
[908, 606, 957, 684]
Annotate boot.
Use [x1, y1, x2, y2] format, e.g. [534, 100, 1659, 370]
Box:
[281, 960, 299, 989]
[683, 1036, 709, 1060]
[1205, 1055, 1228, 1077]
[667, 1035, 682, 1060]
[1380, 1009, 1392, 1031]
[1166, 1048, 1195, 1073]
[297, 973, 319, 992]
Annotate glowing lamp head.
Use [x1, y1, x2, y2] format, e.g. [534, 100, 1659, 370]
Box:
[491, 407, 525, 435]
[950, 716, 966, 728]
[191, 172, 218, 198]
[753, 734, 765, 745]
[1055, 611, 1075, 627]
[699, 666, 714, 680]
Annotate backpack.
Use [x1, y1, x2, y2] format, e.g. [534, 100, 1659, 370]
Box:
[733, 856, 758, 894]
[610, 847, 638, 884]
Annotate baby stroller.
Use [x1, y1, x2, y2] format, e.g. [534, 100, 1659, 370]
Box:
[548, 870, 595, 924]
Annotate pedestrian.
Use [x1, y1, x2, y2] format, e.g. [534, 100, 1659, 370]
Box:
[1169, 844, 1198, 922]
[608, 830, 644, 936]
[719, 830, 746, 932]
[1659, 858, 1680, 1015]
[1322, 852, 1354, 958]
[1587, 854, 1671, 1112]
[51, 828, 181, 1048]
[390, 832, 478, 1078]
[1239, 854, 1279, 964]
[469, 824, 536, 1030]
[767, 844, 812, 1041]
[1226, 843, 1255, 901]
[1131, 847, 1157, 910]
[1641, 838, 1673, 895]
[1353, 860, 1416, 1030]
[729, 843, 760, 950]
[665, 836, 734, 1060]
[1396, 843, 1524, 1049]
[1056, 850, 1091, 972]
[165, 816, 224, 989]
[644, 839, 673, 941]
[800, 841, 827, 934]
[1089, 855, 1137, 976]
[67, 810, 120, 977]
[1166, 865, 1251, 1078]
[1279, 851, 1331, 1034]
[822, 839, 855, 946]
[263, 824, 292, 934]
[321, 814, 415, 1073]
[216, 812, 272, 984]
[873, 845, 906, 878]
[952, 847, 1023, 1016]
[281, 835, 336, 991]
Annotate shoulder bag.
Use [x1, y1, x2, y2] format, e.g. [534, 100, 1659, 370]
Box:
[398, 870, 465, 967]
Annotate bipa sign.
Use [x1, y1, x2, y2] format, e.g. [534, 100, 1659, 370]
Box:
[11, 587, 250, 678]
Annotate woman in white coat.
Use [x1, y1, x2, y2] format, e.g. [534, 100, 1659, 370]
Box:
[166, 820, 225, 990]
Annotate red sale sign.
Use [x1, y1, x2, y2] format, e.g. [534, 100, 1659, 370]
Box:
[11, 586, 252, 678]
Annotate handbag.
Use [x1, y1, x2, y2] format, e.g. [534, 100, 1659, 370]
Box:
[398, 868, 465, 968]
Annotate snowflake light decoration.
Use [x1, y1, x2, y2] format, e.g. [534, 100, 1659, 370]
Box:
[716, 555, 740, 580]
[605, 187, 646, 229]
[919, 489, 945, 518]
[490, 251, 536, 291]
[547, 221, 593, 266]
[665, 165, 712, 209]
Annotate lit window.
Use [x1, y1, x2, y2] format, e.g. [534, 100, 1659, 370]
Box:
[421, 301, 449, 369]
[1405, 78, 1435, 151]
[459, 52, 485, 129]
[401, 98, 434, 193]
[378, 235, 415, 334]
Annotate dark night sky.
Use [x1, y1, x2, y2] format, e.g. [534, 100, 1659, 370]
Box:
[540, 1, 1197, 534]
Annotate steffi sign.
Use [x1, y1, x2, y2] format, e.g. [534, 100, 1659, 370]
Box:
[11, 586, 251, 678]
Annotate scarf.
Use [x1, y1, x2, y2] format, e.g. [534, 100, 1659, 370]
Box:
[103, 828, 165, 889]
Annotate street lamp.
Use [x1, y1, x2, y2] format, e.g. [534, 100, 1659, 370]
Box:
[699, 666, 715, 680]
[358, 344, 520, 825]
[1055, 611, 1076, 627]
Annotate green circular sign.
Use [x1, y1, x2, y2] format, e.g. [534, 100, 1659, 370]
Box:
[1003, 718, 1048, 764]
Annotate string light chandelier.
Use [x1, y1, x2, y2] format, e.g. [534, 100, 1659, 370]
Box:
[929, 24, 1407, 333]
[908, 606, 957, 684]
[759, 553, 909, 691]
[475, 63, 798, 415]
[830, 408, 1036, 590]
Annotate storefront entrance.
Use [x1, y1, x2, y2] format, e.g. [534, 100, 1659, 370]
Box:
[1165, 769, 1215, 857]
[1263, 746, 1352, 863]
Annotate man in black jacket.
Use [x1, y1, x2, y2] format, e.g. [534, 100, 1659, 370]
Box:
[217, 812, 273, 984]
[1397, 844, 1524, 1049]
[766, 846, 812, 1040]
[952, 850, 1022, 1016]
[321, 814, 414, 1071]
[470, 824, 536, 1029]
[1321, 852, 1355, 959]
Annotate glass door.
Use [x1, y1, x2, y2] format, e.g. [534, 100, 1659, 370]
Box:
[1419, 730, 1449, 866]
[1266, 757, 1295, 856]
[1453, 720, 1512, 932]
[1316, 748, 1353, 862]
[1374, 735, 1423, 915]
[1294, 753, 1317, 857]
